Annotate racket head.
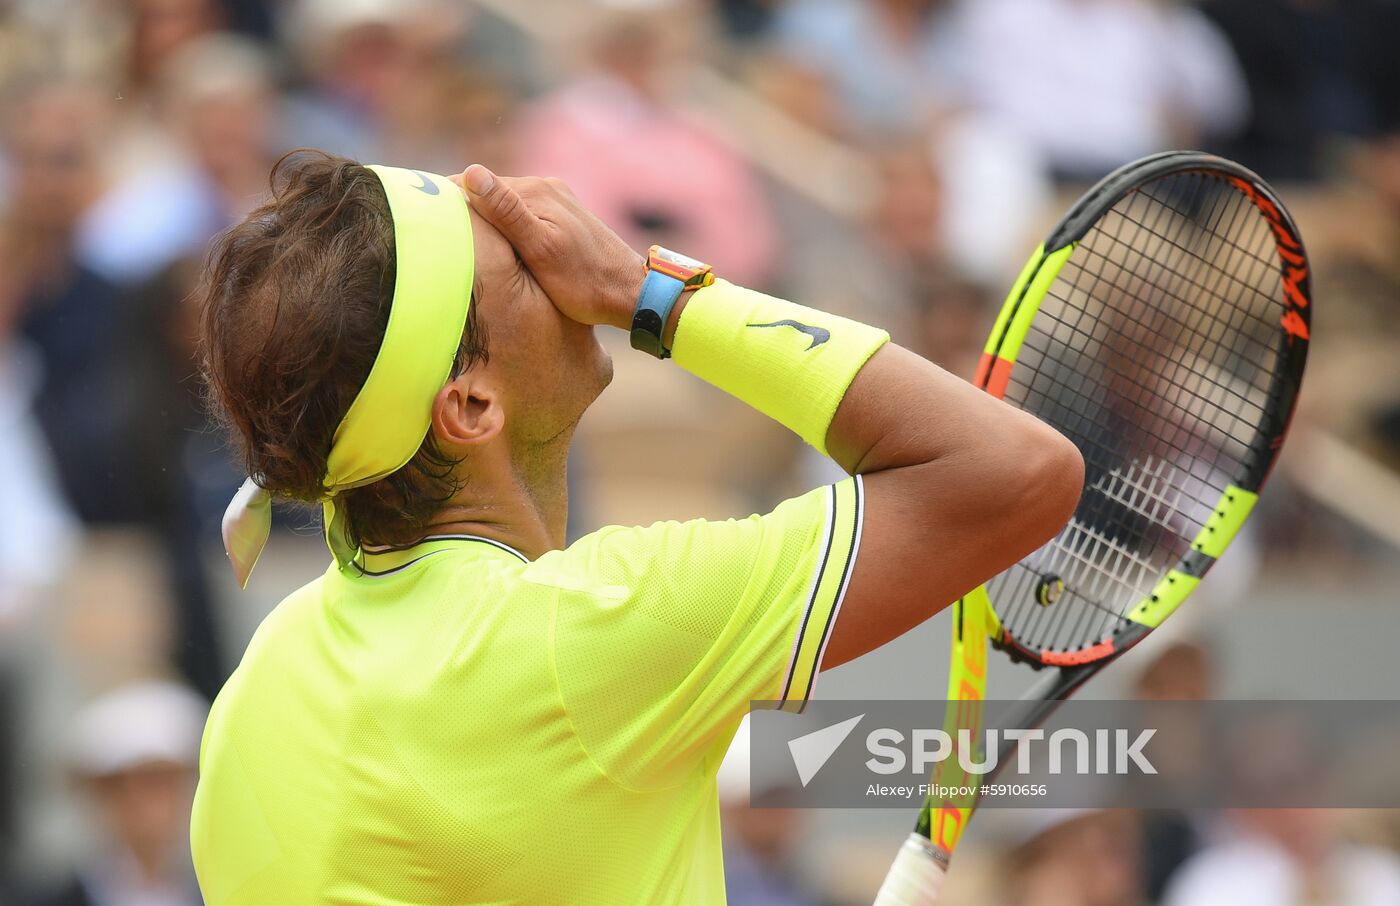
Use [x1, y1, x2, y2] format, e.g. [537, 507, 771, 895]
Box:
[973, 152, 1310, 668]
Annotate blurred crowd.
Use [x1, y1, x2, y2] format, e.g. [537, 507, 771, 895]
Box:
[0, 0, 1397, 904]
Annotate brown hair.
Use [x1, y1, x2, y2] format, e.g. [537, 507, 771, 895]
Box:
[199, 150, 488, 548]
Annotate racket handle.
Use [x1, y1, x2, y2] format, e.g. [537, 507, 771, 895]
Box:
[872, 834, 947, 906]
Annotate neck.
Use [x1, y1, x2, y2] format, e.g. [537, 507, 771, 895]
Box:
[419, 433, 572, 561]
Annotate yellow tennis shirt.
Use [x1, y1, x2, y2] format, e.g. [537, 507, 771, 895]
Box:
[191, 476, 864, 905]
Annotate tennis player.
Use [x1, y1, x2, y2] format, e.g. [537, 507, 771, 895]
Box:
[190, 152, 1082, 904]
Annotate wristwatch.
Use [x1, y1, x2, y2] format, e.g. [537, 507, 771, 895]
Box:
[630, 245, 715, 359]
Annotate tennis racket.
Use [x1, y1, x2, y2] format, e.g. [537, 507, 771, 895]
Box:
[872, 151, 1311, 905]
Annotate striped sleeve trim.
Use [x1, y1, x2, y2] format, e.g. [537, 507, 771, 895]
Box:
[776, 475, 865, 714]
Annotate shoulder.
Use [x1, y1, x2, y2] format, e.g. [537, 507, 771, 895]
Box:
[234, 573, 331, 663]
[527, 521, 693, 590]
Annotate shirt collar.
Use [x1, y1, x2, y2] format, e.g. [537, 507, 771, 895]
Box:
[354, 534, 529, 577]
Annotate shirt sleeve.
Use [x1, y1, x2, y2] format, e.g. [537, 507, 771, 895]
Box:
[532, 476, 865, 789]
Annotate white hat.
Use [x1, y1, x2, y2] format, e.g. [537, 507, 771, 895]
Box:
[976, 807, 1109, 853]
[67, 681, 208, 777]
[160, 34, 274, 106]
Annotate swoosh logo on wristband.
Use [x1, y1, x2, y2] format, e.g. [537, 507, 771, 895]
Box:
[747, 319, 831, 350]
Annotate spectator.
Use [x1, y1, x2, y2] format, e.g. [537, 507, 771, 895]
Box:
[765, 0, 957, 136]
[928, 113, 1052, 286]
[120, 253, 232, 701]
[906, 271, 990, 381]
[0, 222, 81, 867]
[515, 3, 779, 288]
[279, 0, 469, 164]
[0, 224, 80, 625]
[0, 0, 1397, 894]
[123, 0, 223, 97]
[1201, 0, 1400, 181]
[1164, 809, 1400, 906]
[1168, 708, 1400, 906]
[3, 78, 138, 523]
[22, 681, 206, 906]
[8, 70, 231, 698]
[78, 34, 279, 286]
[437, 67, 521, 177]
[862, 136, 980, 363]
[96, 0, 228, 181]
[867, 137, 946, 267]
[944, 0, 1248, 182]
[866, 120, 1051, 288]
[1131, 641, 1217, 901]
[1002, 809, 1145, 906]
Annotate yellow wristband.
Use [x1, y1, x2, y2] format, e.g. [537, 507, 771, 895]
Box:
[671, 280, 889, 455]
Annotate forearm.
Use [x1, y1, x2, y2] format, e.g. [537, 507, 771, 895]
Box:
[666, 279, 889, 458]
[658, 281, 1066, 482]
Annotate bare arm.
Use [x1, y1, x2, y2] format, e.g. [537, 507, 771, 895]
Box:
[819, 343, 1082, 667]
[459, 166, 1084, 670]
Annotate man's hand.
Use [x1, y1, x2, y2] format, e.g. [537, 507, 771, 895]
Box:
[455, 165, 645, 330]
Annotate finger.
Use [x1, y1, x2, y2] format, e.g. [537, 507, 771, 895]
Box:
[462, 165, 541, 249]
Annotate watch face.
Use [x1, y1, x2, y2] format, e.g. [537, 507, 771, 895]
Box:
[649, 245, 714, 287]
[653, 247, 706, 270]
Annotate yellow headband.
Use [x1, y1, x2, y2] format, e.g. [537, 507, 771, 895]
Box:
[222, 164, 475, 587]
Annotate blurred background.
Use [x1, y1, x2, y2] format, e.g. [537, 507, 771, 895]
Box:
[0, 0, 1398, 903]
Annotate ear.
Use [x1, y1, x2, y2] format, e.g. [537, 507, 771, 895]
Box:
[431, 371, 503, 449]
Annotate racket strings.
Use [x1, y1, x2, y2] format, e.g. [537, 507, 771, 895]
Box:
[1094, 193, 1281, 382]
[1119, 184, 1283, 333]
[1082, 185, 1280, 397]
[1018, 183, 1276, 466]
[1013, 179, 1272, 649]
[990, 171, 1286, 654]
[1007, 175, 1277, 650]
[1047, 460, 1204, 649]
[1013, 330, 1249, 493]
[1059, 246, 1269, 465]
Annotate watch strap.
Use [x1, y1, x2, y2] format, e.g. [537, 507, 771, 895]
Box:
[630, 268, 687, 359]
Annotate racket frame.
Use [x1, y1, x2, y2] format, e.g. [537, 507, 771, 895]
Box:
[972, 151, 1308, 666]
[875, 152, 1312, 902]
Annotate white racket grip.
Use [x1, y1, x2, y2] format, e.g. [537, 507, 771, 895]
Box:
[872, 834, 947, 905]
